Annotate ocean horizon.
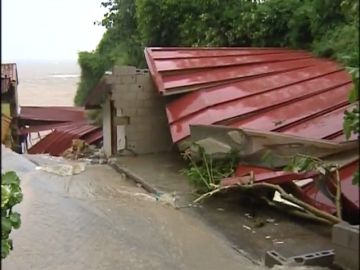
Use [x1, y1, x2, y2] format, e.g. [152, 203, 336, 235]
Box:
[7, 59, 81, 107]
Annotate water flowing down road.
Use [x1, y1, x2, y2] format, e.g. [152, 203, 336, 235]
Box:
[1, 146, 262, 270]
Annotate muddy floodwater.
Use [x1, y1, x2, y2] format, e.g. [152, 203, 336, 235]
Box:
[1, 146, 262, 270]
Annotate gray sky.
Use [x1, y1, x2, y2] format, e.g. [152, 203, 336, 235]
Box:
[2, 0, 106, 62]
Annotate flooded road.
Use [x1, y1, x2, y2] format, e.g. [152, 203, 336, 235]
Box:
[1, 146, 261, 270]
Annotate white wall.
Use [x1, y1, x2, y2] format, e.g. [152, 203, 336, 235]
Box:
[102, 98, 112, 157]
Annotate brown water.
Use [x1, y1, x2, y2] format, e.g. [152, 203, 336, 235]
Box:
[16, 60, 80, 106]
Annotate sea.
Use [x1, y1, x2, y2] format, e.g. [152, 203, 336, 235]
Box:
[16, 60, 80, 107]
[11, 60, 81, 149]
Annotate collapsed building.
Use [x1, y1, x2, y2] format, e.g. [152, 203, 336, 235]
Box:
[84, 47, 359, 223]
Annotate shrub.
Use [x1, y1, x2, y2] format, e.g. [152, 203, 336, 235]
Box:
[1, 171, 23, 259]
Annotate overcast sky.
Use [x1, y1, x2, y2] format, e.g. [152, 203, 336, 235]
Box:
[2, 0, 106, 62]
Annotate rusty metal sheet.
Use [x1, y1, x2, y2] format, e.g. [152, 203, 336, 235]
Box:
[145, 47, 354, 144]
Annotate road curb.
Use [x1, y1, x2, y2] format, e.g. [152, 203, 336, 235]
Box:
[109, 162, 160, 195]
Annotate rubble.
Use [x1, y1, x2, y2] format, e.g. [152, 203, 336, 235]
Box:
[61, 139, 108, 165]
[265, 249, 335, 268]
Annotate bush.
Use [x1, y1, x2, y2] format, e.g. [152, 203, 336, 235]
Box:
[1, 171, 23, 259]
[75, 0, 359, 108]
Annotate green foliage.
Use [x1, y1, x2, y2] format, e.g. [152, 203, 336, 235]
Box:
[343, 64, 359, 185]
[181, 145, 239, 193]
[74, 51, 109, 106]
[76, 0, 359, 111]
[1, 171, 23, 259]
[75, 0, 144, 106]
[285, 154, 336, 175]
[344, 106, 359, 139]
[312, 23, 359, 60]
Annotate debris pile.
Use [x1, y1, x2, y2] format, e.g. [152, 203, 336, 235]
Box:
[61, 139, 107, 164]
[187, 127, 358, 225]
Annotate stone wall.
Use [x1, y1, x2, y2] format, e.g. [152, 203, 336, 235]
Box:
[109, 65, 173, 155]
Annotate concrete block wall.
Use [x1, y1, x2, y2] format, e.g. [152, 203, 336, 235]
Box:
[110, 65, 173, 155]
[332, 222, 359, 270]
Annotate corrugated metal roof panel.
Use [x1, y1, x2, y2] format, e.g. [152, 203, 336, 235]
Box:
[28, 122, 102, 156]
[19, 121, 86, 135]
[221, 160, 359, 215]
[19, 106, 103, 156]
[19, 106, 86, 122]
[145, 47, 354, 143]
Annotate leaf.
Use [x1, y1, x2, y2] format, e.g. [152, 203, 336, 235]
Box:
[1, 217, 12, 236]
[1, 239, 11, 259]
[2, 171, 20, 185]
[9, 212, 21, 229]
[348, 87, 359, 103]
[1, 186, 10, 207]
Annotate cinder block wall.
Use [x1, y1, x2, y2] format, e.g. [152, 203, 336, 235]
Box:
[110, 65, 173, 155]
[332, 222, 359, 270]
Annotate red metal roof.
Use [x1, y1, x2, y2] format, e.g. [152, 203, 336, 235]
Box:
[144, 47, 354, 143]
[18, 106, 103, 156]
[1, 63, 18, 84]
[28, 121, 102, 156]
[221, 160, 359, 216]
[19, 106, 86, 122]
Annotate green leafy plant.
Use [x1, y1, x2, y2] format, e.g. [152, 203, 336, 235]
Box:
[1, 171, 23, 259]
[181, 144, 239, 193]
[343, 64, 359, 185]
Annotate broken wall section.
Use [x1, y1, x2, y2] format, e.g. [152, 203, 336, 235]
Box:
[109, 66, 173, 155]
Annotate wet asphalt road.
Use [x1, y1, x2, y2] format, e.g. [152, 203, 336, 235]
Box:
[1, 146, 262, 270]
